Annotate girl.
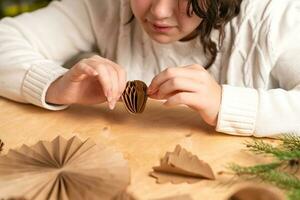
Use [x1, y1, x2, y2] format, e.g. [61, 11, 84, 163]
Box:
[0, 0, 299, 137]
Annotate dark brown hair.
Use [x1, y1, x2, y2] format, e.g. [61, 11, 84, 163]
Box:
[187, 0, 242, 68]
[127, 0, 242, 68]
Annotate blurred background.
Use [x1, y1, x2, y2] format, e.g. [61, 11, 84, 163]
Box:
[0, 0, 95, 69]
[0, 0, 52, 18]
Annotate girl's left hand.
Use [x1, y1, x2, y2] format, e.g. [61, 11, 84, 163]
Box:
[147, 64, 222, 126]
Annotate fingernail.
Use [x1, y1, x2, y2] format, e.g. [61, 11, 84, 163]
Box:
[112, 100, 116, 109]
[93, 71, 98, 76]
[107, 96, 113, 103]
[108, 102, 113, 110]
[109, 100, 116, 110]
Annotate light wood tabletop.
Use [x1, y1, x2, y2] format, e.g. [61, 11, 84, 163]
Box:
[0, 97, 278, 200]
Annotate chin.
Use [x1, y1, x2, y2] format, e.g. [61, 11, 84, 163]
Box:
[142, 24, 183, 44]
[148, 34, 178, 44]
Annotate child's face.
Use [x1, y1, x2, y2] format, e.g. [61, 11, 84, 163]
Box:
[131, 0, 203, 43]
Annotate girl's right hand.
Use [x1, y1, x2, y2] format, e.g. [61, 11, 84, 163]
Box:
[45, 55, 127, 110]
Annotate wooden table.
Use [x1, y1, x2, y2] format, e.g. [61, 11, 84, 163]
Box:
[0, 97, 277, 200]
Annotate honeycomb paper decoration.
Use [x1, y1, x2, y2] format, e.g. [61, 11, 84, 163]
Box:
[122, 80, 148, 114]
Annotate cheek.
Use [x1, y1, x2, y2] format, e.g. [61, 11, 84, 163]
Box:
[178, 15, 202, 33]
[130, 0, 149, 20]
[177, 1, 202, 33]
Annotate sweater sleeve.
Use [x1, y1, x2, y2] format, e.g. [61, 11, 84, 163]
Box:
[0, 0, 96, 110]
[216, 0, 300, 137]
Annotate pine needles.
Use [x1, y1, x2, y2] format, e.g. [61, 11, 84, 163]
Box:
[229, 134, 300, 200]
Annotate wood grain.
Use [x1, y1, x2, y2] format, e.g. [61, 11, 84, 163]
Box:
[0, 97, 279, 200]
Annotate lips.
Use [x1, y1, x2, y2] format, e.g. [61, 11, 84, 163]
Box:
[147, 20, 176, 33]
[152, 22, 173, 28]
[145, 19, 176, 33]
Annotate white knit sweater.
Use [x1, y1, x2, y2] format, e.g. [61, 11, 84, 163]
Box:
[0, 0, 299, 137]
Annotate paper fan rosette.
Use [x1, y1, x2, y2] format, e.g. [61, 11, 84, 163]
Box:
[0, 136, 130, 200]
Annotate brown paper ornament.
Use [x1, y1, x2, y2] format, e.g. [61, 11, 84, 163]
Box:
[150, 145, 215, 184]
[228, 185, 285, 200]
[122, 80, 148, 114]
[0, 136, 130, 200]
[0, 139, 3, 153]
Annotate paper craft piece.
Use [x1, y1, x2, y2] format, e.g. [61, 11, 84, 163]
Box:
[150, 145, 215, 184]
[122, 80, 148, 114]
[228, 185, 285, 200]
[0, 136, 130, 200]
[0, 139, 3, 153]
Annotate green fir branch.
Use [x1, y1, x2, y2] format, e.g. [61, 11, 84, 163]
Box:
[229, 162, 282, 174]
[280, 134, 300, 151]
[288, 189, 300, 200]
[230, 164, 300, 190]
[258, 170, 300, 190]
[230, 136, 300, 199]
[245, 139, 281, 155]
[245, 139, 300, 161]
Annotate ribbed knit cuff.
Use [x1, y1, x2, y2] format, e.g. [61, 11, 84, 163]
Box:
[22, 63, 69, 110]
[216, 85, 258, 136]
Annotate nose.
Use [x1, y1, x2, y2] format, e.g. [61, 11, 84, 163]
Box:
[150, 0, 175, 20]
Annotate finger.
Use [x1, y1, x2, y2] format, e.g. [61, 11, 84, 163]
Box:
[90, 56, 127, 99]
[148, 67, 202, 94]
[164, 92, 199, 110]
[68, 62, 98, 82]
[103, 59, 127, 99]
[151, 77, 201, 99]
[105, 64, 119, 109]
[88, 59, 119, 109]
[85, 60, 112, 101]
[115, 66, 127, 99]
[150, 91, 177, 100]
[183, 64, 205, 71]
[184, 65, 209, 82]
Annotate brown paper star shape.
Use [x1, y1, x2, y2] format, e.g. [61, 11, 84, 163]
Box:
[150, 145, 215, 184]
